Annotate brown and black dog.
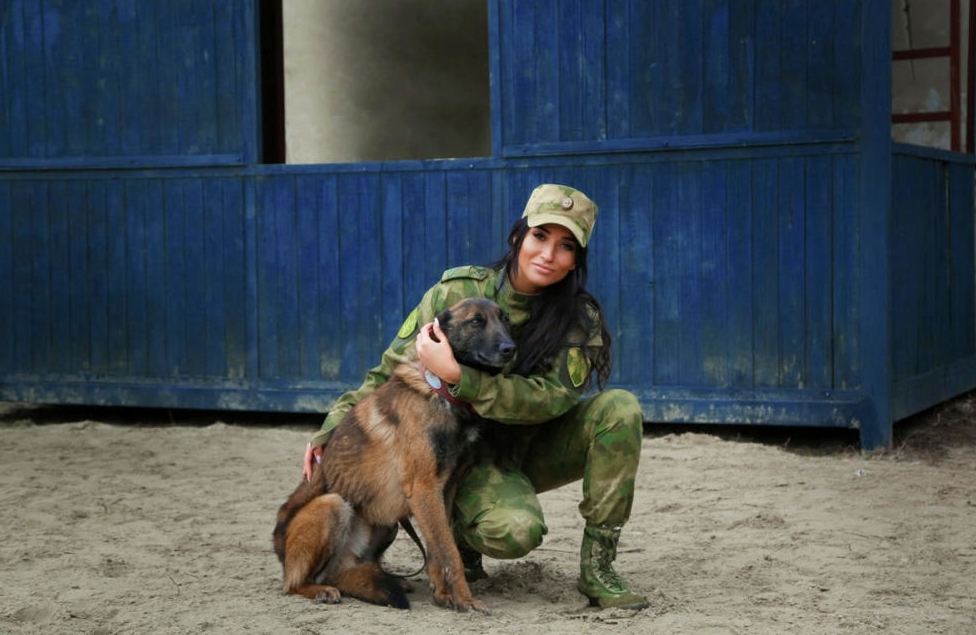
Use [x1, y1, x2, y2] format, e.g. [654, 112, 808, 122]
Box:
[273, 298, 515, 614]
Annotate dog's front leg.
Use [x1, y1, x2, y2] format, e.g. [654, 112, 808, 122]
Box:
[407, 484, 489, 614]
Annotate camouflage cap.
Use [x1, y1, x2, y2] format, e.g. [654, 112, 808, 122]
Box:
[521, 184, 598, 247]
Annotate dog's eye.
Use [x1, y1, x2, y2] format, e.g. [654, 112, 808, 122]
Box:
[468, 316, 485, 327]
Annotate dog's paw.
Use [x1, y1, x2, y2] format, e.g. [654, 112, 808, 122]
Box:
[314, 587, 341, 604]
[456, 597, 490, 615]
[433, 591, 490, 615]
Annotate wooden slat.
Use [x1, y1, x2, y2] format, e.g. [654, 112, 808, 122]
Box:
[778, 157, 806, 386]
[751, 159, 781, 387]
[699, 161, 732, 386]
[948, 162, 976, 358]
[804, 156, 834, 388]
[725, 160, 757, 386]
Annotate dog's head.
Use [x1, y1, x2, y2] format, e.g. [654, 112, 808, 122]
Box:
[435, 298, 515, 374]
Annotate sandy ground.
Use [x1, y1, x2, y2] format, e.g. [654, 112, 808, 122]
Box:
[1, 396, 974, 635]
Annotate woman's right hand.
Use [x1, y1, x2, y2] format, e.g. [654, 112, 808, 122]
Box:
[302, 442, 323, 482]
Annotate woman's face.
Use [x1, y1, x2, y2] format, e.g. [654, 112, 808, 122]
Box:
[510, 223, 578, 294]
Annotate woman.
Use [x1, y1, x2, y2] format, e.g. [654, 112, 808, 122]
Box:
[303, 184, 648, 610]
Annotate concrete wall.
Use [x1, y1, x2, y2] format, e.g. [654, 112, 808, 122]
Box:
[282, 0, 490, 164]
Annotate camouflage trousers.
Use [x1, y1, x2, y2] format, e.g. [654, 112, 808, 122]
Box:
[452, 388, 643, 559]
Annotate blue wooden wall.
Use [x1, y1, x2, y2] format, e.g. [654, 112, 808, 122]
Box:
[1, 0, 974, 449]
[0, 0, 258, 167]
[497, 0, 860, 150]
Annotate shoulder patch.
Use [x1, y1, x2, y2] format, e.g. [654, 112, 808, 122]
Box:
[567, 347, 589, 388]
[441, 265, 489, 282]
[397, 308, 420, 339]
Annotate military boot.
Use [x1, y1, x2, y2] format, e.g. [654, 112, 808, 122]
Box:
[577, 523, 649, 610]
[457, 539, 488, 582]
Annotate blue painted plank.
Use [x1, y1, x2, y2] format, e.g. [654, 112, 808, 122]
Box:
[699, 162, 731, 386]
[725, 160, 755, 386]
[182, 179, 210, 376]
[604, 1, 632, 139]
[556, 0, 606, 142]
[61, 181, 88, 373]
[753, 0, 784, 131]
[831, 153, 859, 390]
[780, 0, 808, 129]
[445, 169, 496, 270]
[400, 173, 432, 307]
[832, 0, 862, 129]
[28, 182, 56, 372]
[39, 6, 66, 157]
[23, 182, 52, 371]
[751, 159, 781, 386]
[46, 181, 74, 373]
[184, 2, 218, 155]
[294, 175, 326, 379]
[651, 164, 682, 385]
[929, 162, 950, 370]
[0, 2, 21, 156]
[379, 176, 406, 340]
[676, 163, 704, 384]
[778, 157, 806, 386]
[515, 2, 559, 144]
[226, 0, 257, 161]
[674, 0, 704, 135]
[256, 174, 295, 379]
[423, 173, 450, 283]
[949, 163, 975, 358]
[804, 156, 834, 387]
[313, 174, 342, 380]
[93, 3, 124, 157]
[161, 180, 188, 376]
[122, 179, 149, 376]
[805, 0, 835, 127]
[116, 0, 144, 155]
[702, 0, 732, 133]
[104, 180, 129, 373]
[21, 1, 48, 157]
[220, 178, 248, 379]
[0, 182, 12, 373]
[726, 0, 755, 132]
[142, 179, 168, 378]
[201, 178, 243, 379]
[336, 173, 383, 376]
[592, 168, 624, 385]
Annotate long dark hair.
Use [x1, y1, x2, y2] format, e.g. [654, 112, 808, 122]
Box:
[490, 219, 612, 390]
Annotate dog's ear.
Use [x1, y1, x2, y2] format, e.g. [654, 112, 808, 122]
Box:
[435, 307, 453, 329]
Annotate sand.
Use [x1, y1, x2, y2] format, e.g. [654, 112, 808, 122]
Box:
[1, 397, 974, 635]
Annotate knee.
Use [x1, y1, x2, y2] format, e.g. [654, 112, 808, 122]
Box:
[468, 507, 548, 560]
[592, 389, 643, 435]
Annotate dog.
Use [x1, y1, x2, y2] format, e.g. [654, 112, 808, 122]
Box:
[273, 297, 515, 614]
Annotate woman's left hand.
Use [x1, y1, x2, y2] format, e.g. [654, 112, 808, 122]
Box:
[415, 318, 462, 384]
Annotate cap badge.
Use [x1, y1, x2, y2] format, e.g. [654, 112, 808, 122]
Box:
[561, 196, 574, 210]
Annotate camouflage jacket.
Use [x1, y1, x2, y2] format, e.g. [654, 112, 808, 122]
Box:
[309, 265, 602, 449]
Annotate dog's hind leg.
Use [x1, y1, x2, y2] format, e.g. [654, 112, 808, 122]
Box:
[333, 562, 410, 609]
[281, 493, 349, 602]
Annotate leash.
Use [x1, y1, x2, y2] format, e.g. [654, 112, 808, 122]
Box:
[383, 518, 428, 579]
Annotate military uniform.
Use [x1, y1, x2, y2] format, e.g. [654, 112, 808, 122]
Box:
[309, 184, 648, 610]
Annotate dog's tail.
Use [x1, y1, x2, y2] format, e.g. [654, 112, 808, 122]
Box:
[335, 563, 410, 609]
